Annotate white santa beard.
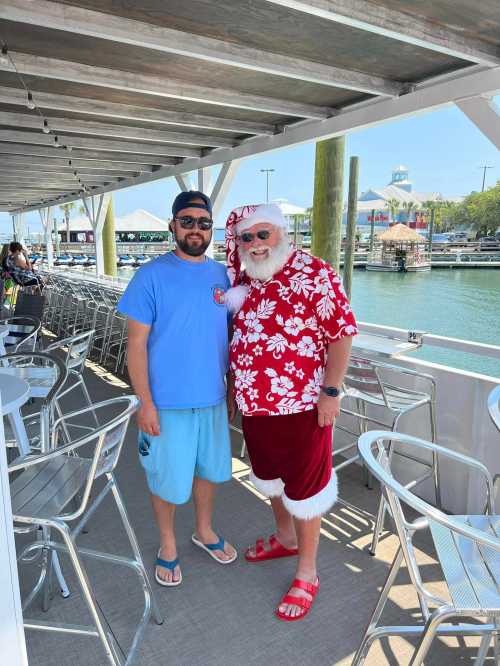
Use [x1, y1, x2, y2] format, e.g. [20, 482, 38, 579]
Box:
[240, 237, 292, 282]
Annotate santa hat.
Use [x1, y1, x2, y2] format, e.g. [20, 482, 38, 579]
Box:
[225, 203, 287, 313]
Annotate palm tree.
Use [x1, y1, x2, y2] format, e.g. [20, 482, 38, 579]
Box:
[59, 202, 76, 243]
[402, 200, 416, 224]
[385, 198, 400, 224]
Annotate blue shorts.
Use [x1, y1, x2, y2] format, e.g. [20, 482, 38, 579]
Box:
[137, 401, 232, 505]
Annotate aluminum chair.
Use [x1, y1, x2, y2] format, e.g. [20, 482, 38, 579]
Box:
[339, 356, 439, 555]
[488, 384, 500, 431]
[44, 329, 98, 430]
[10, 396, 163, 666]
[353, 431, 499, 666]
[1, 351, 68, 455]
[0, 314, 41, 352]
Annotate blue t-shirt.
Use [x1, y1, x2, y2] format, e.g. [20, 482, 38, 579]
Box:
[118, 252, 230, 409]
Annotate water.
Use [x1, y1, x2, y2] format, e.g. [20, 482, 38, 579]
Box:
[103, 264, 500, 378]
[348, 269, 500, 378]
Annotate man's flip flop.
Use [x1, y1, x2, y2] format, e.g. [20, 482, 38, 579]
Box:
[191, 534, 237, 564]
[155, 549, 182, 587]
[245, 534, 298, 563]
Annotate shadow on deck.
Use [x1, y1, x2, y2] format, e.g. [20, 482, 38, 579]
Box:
[17, 360, 489, 666]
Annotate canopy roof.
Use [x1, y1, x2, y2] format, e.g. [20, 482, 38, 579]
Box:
[0, 0, 498, 213]
[378, 223, 426, 242]
[68, 208, 169, 232]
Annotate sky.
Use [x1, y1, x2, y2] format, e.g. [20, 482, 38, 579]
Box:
[1, 98, 498, 236]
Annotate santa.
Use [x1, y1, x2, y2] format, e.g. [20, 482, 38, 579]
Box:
[225, 203, 357, 622]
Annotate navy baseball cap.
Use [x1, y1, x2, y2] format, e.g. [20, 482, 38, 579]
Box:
[172, 190, 212, 217]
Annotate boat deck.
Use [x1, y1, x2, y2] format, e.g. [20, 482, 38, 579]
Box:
[17, 360, 490, 666]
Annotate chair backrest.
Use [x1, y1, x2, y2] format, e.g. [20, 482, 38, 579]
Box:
[0, 315, 41, 352]
[343, 356, 388, 404]
[45, 329, 95, 374]
[488, 384, 500, 432]
[49, 395, 139, 517]
[14, 291, 46, 322]
[0, 351, 67, 451]
[358, 430, 498, 619]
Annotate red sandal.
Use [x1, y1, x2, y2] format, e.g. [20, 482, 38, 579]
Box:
[244, 534, 298, 563]
[275, 577, 320, 622]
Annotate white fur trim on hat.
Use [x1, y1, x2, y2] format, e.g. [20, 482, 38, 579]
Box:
[282, 470, 338, 520]
[249, 470, 285, 498]
[225, 285, 249, 314]
[236, 203, 287, 234]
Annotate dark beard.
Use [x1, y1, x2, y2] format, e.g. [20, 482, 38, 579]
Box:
[176, 233, 211, 257]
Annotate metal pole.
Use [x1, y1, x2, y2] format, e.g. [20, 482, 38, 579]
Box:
[427, 208, 435, 253]
[370, 208, 375, 252]
[479, 165, 493, 192]
[260, 168, 275, 203]
[344, 156, 359, 300]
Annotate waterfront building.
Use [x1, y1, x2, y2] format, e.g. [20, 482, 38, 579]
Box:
[60, 209, 170, 244]
[349, 166, 460, 229]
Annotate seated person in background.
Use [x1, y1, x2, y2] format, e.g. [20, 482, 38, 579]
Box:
[6, 242, 44, 291]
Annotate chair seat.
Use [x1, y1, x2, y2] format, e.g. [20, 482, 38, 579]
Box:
[344, 383, 430, 411]
[429, 516, 500, 612]
[11, 456, 91, 520]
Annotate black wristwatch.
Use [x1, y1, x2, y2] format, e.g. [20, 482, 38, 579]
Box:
[321, 385, 340, 397]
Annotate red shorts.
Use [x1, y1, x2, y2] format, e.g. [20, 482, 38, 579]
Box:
[241, 409, 338, 519]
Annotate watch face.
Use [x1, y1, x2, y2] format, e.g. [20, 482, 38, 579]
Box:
[323, 386, 339, 397]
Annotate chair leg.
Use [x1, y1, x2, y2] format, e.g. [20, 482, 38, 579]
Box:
[429, 401, 442, 508]
[108, 475, 163, 627]
[409, 606, 456, 666]
[352, 547, 404, 665]
[475, 633, 491, 666]
[78, 375, 100, 426]
[369, 495, 387, 556]
[55, 522, 124, 666]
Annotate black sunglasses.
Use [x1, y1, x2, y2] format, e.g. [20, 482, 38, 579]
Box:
[174, 215, 213, 231]
[239, 230, 271, 243]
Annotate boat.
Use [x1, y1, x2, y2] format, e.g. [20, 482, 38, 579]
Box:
[71, 254, 88, 266]
[366, 223, 431, 272]
[86, 255, 96, 266]
[134, 254, 151, 266]
[54, 254, 74, 266]
[117, 254, 135, 266]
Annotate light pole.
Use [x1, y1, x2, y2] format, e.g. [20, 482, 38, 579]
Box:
[260, 168, 275, 203]
[479, 165, 493, 192]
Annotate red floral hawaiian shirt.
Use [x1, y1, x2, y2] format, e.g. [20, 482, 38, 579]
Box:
[230, 249, 357, 416]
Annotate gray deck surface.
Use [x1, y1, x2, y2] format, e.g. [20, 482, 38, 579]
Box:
[17, 360, 491, 665]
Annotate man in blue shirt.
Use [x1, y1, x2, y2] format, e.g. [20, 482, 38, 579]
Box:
[118, 191, 237, 587]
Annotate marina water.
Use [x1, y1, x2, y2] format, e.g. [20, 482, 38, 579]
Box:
[112, 264, 499, 377]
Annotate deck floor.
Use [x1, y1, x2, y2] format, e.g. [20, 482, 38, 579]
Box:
[16, 359, 492, 666]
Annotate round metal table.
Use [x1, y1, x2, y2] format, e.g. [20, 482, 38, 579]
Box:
[0, 372, 31, 456]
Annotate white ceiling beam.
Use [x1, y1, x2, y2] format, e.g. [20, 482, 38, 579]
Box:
[0, 86, 275, 136]
[455, 96, 500, 150]
[0, 0, 402, 97]
[1, 52, 332, 119]
[175, 174, 192, 192]
[0, 129, 201, 157]
[0, 143, 173, 165]
[0, 110, 236, 148]
[0, 162, 141, 177]
[11, 65, 498, 214]
[0, 173, 117, 183]
[262, 0, 500, 67]
[0, 158, 145, 177]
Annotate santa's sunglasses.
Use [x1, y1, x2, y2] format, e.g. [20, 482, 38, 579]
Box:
[174, 215, 213, 231]
[239, 230, 271, 244]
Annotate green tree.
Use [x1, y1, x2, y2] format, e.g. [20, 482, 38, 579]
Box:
[59, 202, 76, 243]
[385, 198, 400, 223]
[402, 200, 416, 223]
[448, 183, 500, 237]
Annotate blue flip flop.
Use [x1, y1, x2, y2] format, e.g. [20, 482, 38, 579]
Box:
[191, 534, 237, 564]
[155, 548, 182, 586]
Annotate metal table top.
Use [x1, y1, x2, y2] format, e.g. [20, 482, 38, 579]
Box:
[352, 332, 421, 359]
